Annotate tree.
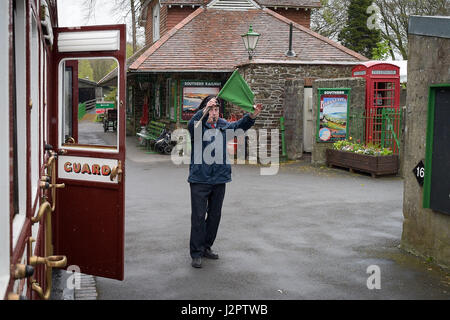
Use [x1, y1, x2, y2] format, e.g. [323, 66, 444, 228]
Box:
[90, 59, 117, 82]
[338, 0, 382, 59]
[311, 0, 350, 41]
[82, 0, 146, 54]
[312, 0, 450, 60]
[371, 39, 391, 60]
[78, 60, 94, 80]
[112, 0, 142, 53]
[126, 42, 136, 59]
[374, 0, 449, 60]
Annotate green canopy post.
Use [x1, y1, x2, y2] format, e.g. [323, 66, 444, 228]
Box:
[280, 117, 287, 162]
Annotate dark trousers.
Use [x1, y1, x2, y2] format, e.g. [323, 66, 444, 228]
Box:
[190, 183, 226, 259]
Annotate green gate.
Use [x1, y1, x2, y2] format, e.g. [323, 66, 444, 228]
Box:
[348, 108, 403, 155]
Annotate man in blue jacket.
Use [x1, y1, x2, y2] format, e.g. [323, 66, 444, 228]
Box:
[188, 95, 262, 268]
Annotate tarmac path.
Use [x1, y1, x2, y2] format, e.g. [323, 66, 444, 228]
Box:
[93, 136, 450, 300]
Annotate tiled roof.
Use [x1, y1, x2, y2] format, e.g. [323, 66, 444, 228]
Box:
[207, 0, 260, 10]
[160, 0, 206, 5]
[159, 0, 320, 7]
[256, 0, 321, 8]
[130, 8, 367, 72]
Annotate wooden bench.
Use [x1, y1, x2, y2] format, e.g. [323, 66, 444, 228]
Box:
[136, 121, 166, 150]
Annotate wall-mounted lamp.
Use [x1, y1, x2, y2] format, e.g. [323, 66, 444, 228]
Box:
[241, 25, 260, 60]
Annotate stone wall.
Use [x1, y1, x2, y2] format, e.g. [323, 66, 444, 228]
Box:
[283, 79, 304, 160]
[311, 77, 366, 165]
[401, 27, 450, 268]
[237, 63, 356, 160]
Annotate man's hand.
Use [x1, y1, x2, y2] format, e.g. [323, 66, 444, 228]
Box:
[203, 105, 211, 116]
[250, 103, 263, 119]
[203, 98, 218, 115]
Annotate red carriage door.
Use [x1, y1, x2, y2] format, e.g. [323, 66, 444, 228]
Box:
[52, 25, 126, 280]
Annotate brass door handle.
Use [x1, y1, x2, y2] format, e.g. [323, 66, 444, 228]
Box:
[42, 153, 65, 211]
[110, 161, 122, 182]
[40, 182, 64, 190]
[42, 151, 62, 212]
[65, 136, 75, 144]
[29, 237, 67, 300]
[29, 255, 67, 268]
[31, 201, 51, 224]
[50, 182, 65, 212]
[44, 155, 56, 169]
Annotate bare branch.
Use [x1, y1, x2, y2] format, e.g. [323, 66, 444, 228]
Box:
[375, 0, 449, 59]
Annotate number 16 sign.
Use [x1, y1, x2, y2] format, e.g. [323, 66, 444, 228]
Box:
[413, 160, 425, 186]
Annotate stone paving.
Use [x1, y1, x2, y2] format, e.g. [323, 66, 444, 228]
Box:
[74, 274, 97, 300]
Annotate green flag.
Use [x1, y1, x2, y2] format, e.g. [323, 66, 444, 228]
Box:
[217, 70, 254, 113]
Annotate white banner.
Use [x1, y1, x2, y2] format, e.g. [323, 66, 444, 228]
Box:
[58, 156, 119, 184]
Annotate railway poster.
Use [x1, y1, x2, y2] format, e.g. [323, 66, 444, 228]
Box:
[316, 88, 350, 142]
[181, 81, 222, 121]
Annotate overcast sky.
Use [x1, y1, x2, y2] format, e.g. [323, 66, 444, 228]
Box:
[57, 0, 116, 27]
[57, 0, 145, 45]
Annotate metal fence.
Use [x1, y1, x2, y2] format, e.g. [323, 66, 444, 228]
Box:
[348, 108, 403, 155]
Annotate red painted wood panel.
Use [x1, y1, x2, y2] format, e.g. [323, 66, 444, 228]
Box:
[55, 183, 123, 279]
[51, 24, 127, 281]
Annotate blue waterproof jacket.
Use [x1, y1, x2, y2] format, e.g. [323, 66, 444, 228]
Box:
[187, 109, 255, 185]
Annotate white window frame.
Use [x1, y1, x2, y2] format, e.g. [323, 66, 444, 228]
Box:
[57, 57, 121, 153]
[12, 0, 28, 252]
[0, 0, 11, 299]
[29, 14, 40, 212]
[41, 40, 45, 163]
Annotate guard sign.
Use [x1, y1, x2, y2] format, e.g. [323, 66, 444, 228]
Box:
[413, 160, 425, 186]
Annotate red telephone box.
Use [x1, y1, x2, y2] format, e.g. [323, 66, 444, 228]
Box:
[352, 62, 401, 153]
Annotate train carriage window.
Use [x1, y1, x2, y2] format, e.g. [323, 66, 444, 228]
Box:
[1, 0, 11, 296]
[59, 58, 119, 150]
[63, 64, 73, 140]
[12, 0, 27, 219]
[12, 0, 19, 218]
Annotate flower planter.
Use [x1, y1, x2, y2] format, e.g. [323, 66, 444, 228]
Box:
[326, 149, 399, 177]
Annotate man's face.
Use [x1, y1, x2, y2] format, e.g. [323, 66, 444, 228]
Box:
[207, 101, 220, 123]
